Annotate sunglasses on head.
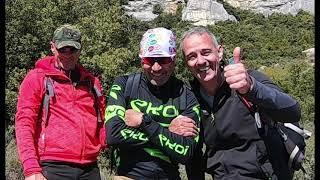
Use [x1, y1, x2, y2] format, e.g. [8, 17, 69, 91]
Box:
[142, 57, 173, 66]
[57, 46, 79, 53]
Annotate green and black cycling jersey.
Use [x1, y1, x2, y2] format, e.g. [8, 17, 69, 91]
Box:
[105, 72, 201, 180]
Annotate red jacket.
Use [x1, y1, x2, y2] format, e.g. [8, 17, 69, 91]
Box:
[15, 56, 106, 176]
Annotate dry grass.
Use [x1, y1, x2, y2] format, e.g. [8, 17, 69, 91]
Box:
[5, 139, 24, 180]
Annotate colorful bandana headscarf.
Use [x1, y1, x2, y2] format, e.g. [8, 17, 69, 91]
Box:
[139, 27, 176, 58]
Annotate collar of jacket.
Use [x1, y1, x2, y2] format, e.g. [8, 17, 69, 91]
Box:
[34, 56, 95, 82]
[191, 78, 232, 113]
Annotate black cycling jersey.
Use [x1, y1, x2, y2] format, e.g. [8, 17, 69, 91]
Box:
[105, 72, 201, 179]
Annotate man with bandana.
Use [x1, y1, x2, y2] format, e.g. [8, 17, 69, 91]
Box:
[105, 27, 201, 180]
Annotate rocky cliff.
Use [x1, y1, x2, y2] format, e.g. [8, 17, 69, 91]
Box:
[123, 0, 185, 21]
[224, 0, 314, 17]
[123, 0, 314, 25]
[181, 0, 237, 26]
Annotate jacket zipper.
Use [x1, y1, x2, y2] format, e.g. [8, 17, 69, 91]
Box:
[48, 71, 87, 161]
[73, 82, 85, 162]
[41, 132, 46, 153]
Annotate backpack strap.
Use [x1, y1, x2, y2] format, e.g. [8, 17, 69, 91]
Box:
[237, 94, 263, 129]
[110, 72, 142, 174]
[43, 77, 55, 127]
[92, 84, 103, 123]
[228, 57, 263, 128]
[283, 123, 311, 139]
[179, 83, 188, 111]
[124, 72, 142, 102]
[42, 76, 103, 125]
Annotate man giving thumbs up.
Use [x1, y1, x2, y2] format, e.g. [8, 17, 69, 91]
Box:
[224, 47, 253, 94]
[169, 26, 301, 180]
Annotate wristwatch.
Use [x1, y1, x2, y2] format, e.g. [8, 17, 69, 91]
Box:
[140, 114, 152, 129]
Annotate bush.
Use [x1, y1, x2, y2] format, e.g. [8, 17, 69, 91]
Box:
[5, 138, 24, 180]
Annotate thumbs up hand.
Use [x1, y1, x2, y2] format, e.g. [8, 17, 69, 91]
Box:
[223, 47, 253, 94]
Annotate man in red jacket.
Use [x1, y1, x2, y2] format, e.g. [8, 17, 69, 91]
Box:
[15, 24, 106, 180]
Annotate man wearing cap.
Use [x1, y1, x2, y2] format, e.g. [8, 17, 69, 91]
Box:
[105, 27, 201, 179]
[15, 24, 106, 180]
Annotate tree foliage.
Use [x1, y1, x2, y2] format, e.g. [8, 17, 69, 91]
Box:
[208, 11, 314, 69]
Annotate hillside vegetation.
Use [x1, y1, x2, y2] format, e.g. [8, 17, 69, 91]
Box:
[5, 0, 314, 179]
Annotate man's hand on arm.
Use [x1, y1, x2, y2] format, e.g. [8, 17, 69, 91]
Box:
[124, 109, 199, 137]
[25, 173, 47, 180]
[169, 115, 198, 137]
[124, 109, 143, 128]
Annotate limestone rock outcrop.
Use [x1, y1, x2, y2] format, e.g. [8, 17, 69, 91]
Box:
[123, 0, 185, 21]
[224, 0, 314, 16]
[182, 0, 237, 26]
[123, 0, 314, 25]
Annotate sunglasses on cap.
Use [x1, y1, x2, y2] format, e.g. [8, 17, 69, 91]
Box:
[57, 46, 79, 54]
[142, 57, 173, 66]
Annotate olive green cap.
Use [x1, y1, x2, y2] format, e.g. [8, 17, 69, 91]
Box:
[52, 24, 81, 49]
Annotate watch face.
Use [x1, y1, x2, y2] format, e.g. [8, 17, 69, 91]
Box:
[143, 114, 152, 123]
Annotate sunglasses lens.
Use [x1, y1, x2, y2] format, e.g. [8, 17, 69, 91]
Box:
[161, 58, 172, 64]
[142, 57, 172, 65]
[58, 47, 78, 53]
[142, 57, 153, 65]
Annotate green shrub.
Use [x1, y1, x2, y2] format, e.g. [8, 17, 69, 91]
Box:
[5, 139, 24, 180]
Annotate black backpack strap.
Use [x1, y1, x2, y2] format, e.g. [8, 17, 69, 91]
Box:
[179, 83, 188, 111]
[283, 123, 311, 139]
[124, 72, 141, 102]
[110, 72, 142, 174]
[43, 77, 55, 127]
